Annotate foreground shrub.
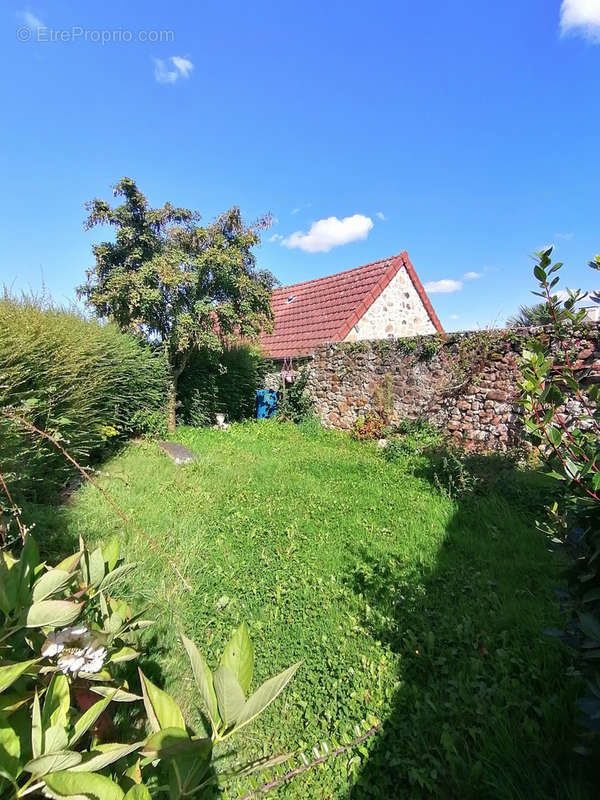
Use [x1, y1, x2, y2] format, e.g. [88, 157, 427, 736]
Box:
[518, 247, 600, 753]
[0, 293, 168, 502]
[0, 532, 300, 799]
[178, 344, 266, 426]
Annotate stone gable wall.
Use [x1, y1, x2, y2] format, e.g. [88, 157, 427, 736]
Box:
[301, 327, 600, 451]
[343, 265, 437, 342]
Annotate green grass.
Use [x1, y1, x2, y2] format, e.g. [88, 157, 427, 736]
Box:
[31, 421, 591, 798]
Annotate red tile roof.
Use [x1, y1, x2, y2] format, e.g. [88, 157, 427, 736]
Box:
[260, 251, 443, 359]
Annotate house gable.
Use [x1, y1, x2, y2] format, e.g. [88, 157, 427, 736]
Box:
[343, 263, 437, 342]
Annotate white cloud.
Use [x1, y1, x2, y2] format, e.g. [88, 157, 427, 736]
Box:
[449, 314, 460, 320]
[423, 279, 463, 294]
[282, 214, 374, 253]
[269, 233, 283, 243]
[291, 208, 301, 215]
[560, 0, 600, 41]
[171, 56, 193, 77]
[19, 10, 44, 30]
[154, 56, 194, 84]
[555, 231, 575, 240]
[375, 211, 386, 221]
[463, 271, 482, 280]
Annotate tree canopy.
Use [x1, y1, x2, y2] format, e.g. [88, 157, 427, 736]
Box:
[78, 177, 276, 429]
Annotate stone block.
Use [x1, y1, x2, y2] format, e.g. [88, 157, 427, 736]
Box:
[158, 441, 196, 465]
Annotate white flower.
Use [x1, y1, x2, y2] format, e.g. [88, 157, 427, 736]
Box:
[41, 625, 88, 658]
[41, 626, 107, 677]
[57, 652, 86, 674]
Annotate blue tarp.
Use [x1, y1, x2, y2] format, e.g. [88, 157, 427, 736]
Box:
[256, 389, 277, 419]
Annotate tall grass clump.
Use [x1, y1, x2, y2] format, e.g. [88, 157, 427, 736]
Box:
[0, 291, 168, 501]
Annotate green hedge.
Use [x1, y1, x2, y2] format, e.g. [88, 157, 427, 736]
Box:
[0, 294, 168, 502]
[178, 344, 266, 426]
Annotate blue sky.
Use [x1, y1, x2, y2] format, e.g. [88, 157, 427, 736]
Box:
[2, 1, 599, 331]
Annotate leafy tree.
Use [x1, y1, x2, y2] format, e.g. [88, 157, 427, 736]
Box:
[506, 301, 556, 328]
[79, 178, 276, 430]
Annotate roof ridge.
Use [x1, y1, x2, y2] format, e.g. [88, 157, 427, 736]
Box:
[273, 252, 404, 294]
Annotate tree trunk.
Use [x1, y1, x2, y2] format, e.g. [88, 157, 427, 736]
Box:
[167, 350, 190, 433]
[167, 374, 177, 433]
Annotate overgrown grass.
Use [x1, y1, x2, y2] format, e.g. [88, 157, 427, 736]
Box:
[29, 422, 592, 798]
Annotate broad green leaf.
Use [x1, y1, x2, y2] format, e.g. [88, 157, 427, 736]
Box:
[98, 590, 109, 620]
[0, 658, 39, 693]
[138, 670, 185, 732]
[181, 633, 220, 728]
[106, 612, 124, 635]
[99, 563, 137, 591]
[122, 757, 142, 789]
[124, 786, 151, 800]
[32, 690, 42, 758]
[0, 688, 33, 713]
[108, 646, 138, 664]
[54, 552, 82, 574]
[90, 686, 141, 703]
[44, 724, 68, 754]
[0, 551, 18, 614]
[220, 622, 253, 695]
[0, 720, 21, 781]
[233, 662, 301, 735]
[17, 534, 39, 605]
[69, 741, 142, 772]
[102, 537, 120, 572]
[43, 770, 124, 799]
[26, 600, 82, 628]
[88, 548, 105, 587]
[70, 693, 114, 746]
[32, 570, 72, 602]
[141, 727, 211, 760]
[25, 750, 82, 777]
[547, 426, 562, 447]
[141, 726, 187, 758]
[43, 673, 70, 730]
[213, 666, 245, 728]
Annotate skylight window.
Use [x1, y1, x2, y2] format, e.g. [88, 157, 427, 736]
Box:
[286, 295, 295, 304]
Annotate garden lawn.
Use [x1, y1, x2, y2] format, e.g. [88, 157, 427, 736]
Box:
[33, 421, 589, 798]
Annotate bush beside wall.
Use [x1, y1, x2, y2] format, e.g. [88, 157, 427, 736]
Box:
[178, 343, 266, 426]
[0, 294, 168, 501]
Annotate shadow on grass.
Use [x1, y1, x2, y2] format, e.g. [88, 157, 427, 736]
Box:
[347, 449, 595, 800]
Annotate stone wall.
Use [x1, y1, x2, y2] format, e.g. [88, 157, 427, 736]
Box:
[300, 327, 600, 451]
[343, 264, 437, 342]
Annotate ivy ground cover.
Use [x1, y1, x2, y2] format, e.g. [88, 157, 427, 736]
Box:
[33, 421, 592, 798]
